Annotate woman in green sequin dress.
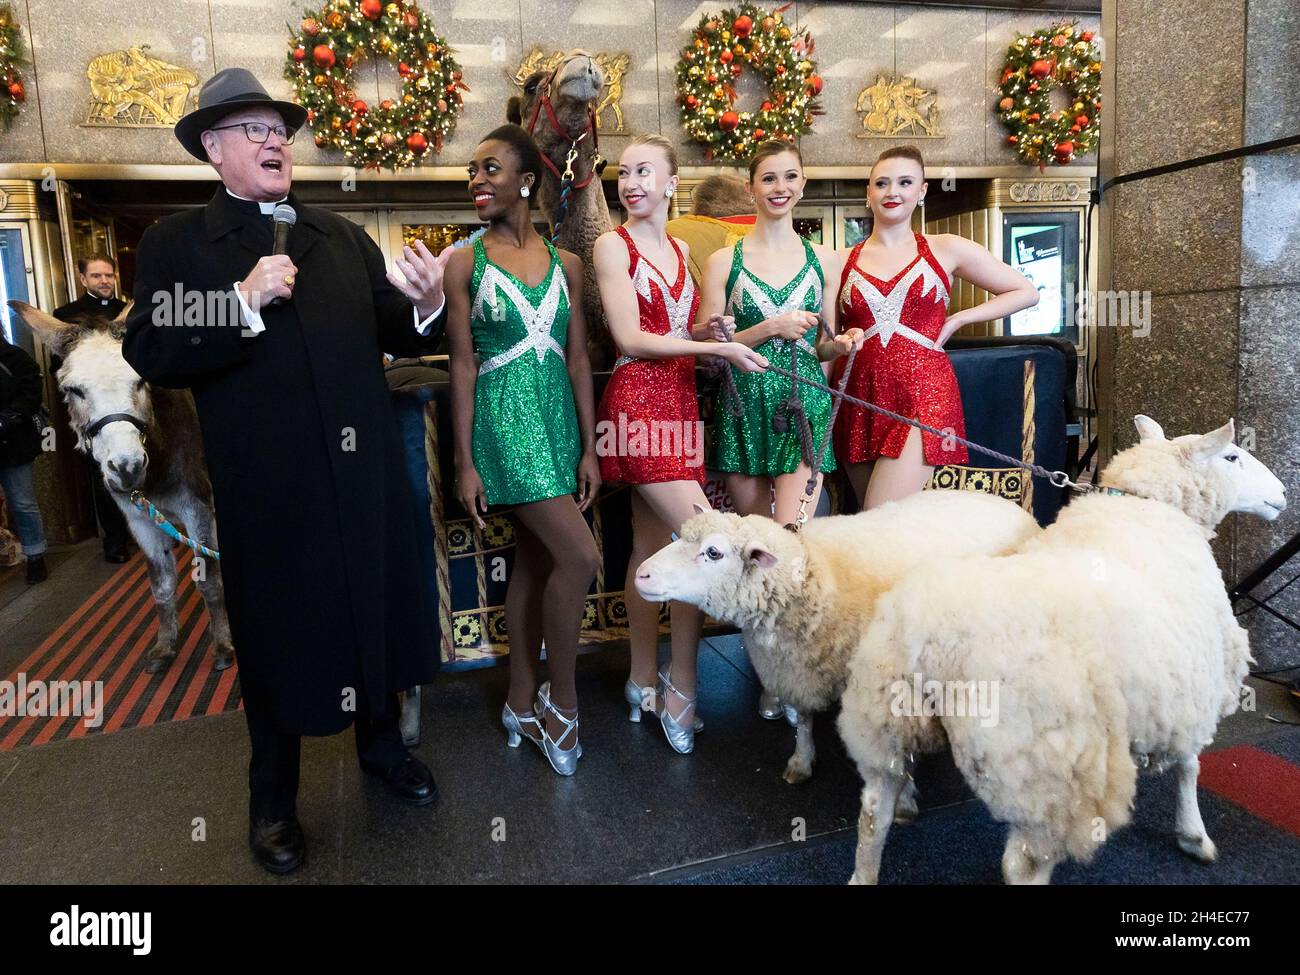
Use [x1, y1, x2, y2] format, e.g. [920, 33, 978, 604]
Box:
[701, 141, 862, 725]
[701, 141, 862, 527]
[445, 125, 601, 776]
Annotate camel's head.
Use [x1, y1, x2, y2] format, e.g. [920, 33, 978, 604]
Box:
[1101, 414, 1287, 527]
[634, 505, 807, 624]
[508, 50, 605, 139]
[7, 300, 152, 493]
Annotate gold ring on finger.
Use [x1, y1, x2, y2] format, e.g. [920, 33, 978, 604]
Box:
[284, 275, 295, 286]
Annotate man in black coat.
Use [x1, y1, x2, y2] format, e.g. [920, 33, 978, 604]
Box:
[0, 334, 50, 583]
[54, 253, 131, 563]
[122, 68, 450, 875]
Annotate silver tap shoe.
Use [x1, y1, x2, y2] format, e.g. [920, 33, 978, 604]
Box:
[656, 666, 699, 755]
[501, 701, 543, 751]
[623, 679, 656, 722]
[535, 681, 582, 776]
[657, 668, 703, 732]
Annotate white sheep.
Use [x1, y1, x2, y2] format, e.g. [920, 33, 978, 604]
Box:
[837, 416, 1288, 885]
[633, 490, 1040, 787]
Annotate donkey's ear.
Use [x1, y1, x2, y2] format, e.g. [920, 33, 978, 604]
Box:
[107, 300, 133, 340]
[506, 95, 523, 125]
[7, 300, 84, 358]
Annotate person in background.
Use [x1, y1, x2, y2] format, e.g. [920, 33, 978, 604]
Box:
[54, 253, 132, 563]
[0, 333, 50, 583]
[666, 174, 756, 287]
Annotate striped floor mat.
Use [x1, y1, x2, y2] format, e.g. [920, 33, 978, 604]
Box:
[0, 547, 241, 751]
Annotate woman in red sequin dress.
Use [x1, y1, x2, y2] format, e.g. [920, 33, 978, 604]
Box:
[834, 146, 1039, 510]
[594, 135, 766, 754]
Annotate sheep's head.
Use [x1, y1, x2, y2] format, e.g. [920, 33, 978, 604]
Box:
[634, 506, 807, 625]
[1100, 415, 1286, 528]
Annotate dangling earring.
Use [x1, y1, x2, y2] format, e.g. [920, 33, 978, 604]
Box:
[664, 186, 675, 199]
[520, 185, 531, 198]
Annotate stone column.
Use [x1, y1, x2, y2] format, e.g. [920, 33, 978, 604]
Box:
[1098, 0, 1300, 667]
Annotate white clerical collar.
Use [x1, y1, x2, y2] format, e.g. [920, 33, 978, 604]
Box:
[85, 294, 113, 305]
[226, 188, 288, 215]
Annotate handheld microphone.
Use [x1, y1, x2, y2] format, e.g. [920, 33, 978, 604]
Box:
[270, 204, 297, 305]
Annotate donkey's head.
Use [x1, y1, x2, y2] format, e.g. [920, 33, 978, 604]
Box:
[8, 300, 152, 493]
[1101, 415, 1287, 528]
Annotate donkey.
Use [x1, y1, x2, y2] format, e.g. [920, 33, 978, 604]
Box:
[9, 300, 234, 674]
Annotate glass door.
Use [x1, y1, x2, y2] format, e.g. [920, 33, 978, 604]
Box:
[0, 224, 36, 355]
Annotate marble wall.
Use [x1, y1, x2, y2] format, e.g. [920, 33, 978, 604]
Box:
[0, 0, 1098, 169]
[1099, 0, 1300, 669]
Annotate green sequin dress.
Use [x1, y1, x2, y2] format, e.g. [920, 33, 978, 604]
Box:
[712, 237, 836, 475]
[469, 236, 580, 506]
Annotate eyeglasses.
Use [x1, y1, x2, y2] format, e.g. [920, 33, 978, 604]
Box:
[207, 121, 297, 145]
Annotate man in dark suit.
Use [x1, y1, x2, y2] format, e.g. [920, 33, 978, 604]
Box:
[122, 68, 450, 875]
[54, 254, 131, 563]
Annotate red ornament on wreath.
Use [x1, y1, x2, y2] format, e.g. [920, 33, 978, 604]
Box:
[733, 14, 753, 37]
[313, 44, 335, 68]
[719, 110, 740, 131]
[407, 132, 428, 154]
[360, 0, 382, 19]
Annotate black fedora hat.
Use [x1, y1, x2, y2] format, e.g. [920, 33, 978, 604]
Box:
[175, 67, 308, 161]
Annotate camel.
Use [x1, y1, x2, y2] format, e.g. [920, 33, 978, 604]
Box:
[9, 300, 234, 675]
[508, 50, 614, 366]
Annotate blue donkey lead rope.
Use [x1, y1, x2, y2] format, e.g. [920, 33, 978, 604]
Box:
[129, 492, 221, 561]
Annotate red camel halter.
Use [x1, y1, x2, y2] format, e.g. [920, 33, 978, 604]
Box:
[524, 66, 602, 192]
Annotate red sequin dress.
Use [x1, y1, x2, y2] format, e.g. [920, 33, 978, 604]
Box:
[832, 232, 968, 465]
[596, 226, 705, 484]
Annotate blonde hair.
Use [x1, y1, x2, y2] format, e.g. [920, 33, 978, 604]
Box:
[625, 133, 679, 176]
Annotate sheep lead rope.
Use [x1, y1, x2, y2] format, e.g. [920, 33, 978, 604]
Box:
[750, 354, 1083, 495]
[129, 491, 221, 561]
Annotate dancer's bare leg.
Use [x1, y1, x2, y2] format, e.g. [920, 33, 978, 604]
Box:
[636, 480, 710, 720]
[773, 464, 823, 527]
[625, 489, 673, 690]
[727, 472, 773, 518]
[864, 427, 933, 511]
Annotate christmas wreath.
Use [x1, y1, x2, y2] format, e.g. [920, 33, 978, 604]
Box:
[996, 22, 1101, 167]
[0, 4, 28, 130]
[675, 2, 823, 163]
[285, 0, 468, 171]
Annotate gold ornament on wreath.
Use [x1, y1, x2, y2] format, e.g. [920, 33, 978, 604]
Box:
[675, 1, 823, 163]
[996, 21, 1100, 168]
[285, 0, 468, 171]
[0, 4, 30, 130]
